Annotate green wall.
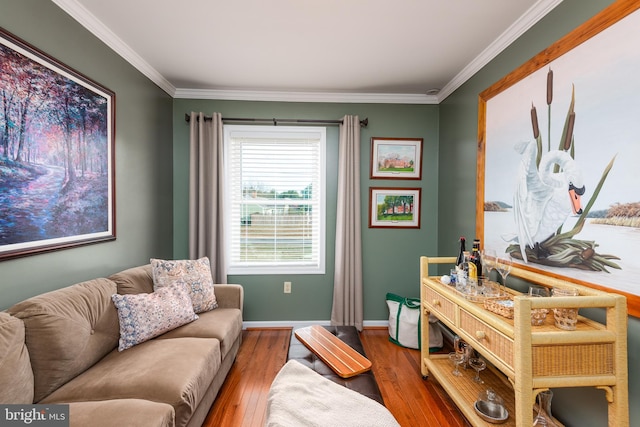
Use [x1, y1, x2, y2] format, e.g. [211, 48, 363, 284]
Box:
[2, 1, 638, 425]
[0, 0, 174, 310]
[439, 1, 639, 426]
[173, 100, 438, 322]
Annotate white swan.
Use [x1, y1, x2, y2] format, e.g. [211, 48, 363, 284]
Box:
[513, 140, 585, 263]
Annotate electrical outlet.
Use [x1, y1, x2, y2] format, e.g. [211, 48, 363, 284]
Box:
[284, 281, 292, 293]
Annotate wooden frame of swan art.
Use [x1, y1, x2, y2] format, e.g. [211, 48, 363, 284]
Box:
[476, 0, 640, 317]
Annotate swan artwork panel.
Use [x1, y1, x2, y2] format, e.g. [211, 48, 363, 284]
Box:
[512, 139, 586, 264]
[480, 6, 640, 303]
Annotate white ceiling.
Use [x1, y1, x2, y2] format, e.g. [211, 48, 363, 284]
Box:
[52, 0, 563, 104]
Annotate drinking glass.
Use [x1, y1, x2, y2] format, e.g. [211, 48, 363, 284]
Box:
[455, 270, 468, 294]
[468, 357, 486, 384]
[529, 286, 550, 298]
[495, 255, 512, 296]
[449, 268, 458, 286]
[529, 286, 550, 326]
[551, 287, 580, 330]
[483, 280, 501, 298]
[467, 278, 479, 298]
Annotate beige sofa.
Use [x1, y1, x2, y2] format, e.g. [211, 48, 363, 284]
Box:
[0, 264, 243, 427]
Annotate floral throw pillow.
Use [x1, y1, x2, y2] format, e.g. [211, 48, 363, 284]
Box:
[150, 257, 218, 313]
[111, 284, 198, 351]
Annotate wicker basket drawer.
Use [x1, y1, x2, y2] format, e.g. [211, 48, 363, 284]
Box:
[460, 309, 514, 370]
[423, 285, 456, 325]
[532, 343, 614, 377]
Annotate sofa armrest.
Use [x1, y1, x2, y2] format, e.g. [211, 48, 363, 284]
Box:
[214, 284, 244, 311]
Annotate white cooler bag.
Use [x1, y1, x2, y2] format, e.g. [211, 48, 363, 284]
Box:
[386, 292, 443, 350]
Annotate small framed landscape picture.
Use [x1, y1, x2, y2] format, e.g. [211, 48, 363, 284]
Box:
[370, 137, 423, 180]
[369, 187, 421, 229]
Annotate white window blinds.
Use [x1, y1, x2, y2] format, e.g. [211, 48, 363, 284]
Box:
[224, 125, 326, 275]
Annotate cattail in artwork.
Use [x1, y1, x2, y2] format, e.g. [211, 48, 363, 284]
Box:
[547, 69, 553, 105]
[564, 112, 575, 150]
[581, 247, 595, 260]
[531, 104, 540, 139]
[546, 69, 553, 152]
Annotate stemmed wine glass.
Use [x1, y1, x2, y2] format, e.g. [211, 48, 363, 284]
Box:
[481, 249, 496, 281]
[495, 255, 512, 296]
[468, 357, 486, 384]
[448, 352, 465, 377]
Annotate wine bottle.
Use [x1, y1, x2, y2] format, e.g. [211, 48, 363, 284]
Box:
[472, 239, 482, 279]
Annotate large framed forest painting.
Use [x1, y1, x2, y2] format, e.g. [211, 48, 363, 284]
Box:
[477, 1, 640, 317]
[0, 27, 115, 260]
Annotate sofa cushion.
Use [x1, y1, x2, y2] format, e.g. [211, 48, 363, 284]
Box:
[157, 307, 243, 359]
[0, 312, 34, 403]
[151, 257, 218, 313]
[7, 279, 120, 403]
[69, 399, 175, 427]
[111, 284, 198, 351]
[212, 284, 244, 310]
[41, 337, 221, 427]
[109, 264, 154, 295]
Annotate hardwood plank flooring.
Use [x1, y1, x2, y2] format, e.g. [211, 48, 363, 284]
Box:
[202, 327, 471, 427]
[360, 328, 471, 427]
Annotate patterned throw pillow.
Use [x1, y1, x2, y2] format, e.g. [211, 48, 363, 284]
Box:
[150, 257, 218, 313]
[111, 284, 198, 351]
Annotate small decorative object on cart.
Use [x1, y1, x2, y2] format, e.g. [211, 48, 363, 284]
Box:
[530, 307, 549, 326]
[483, 296, 514, 319]
[474, 388, 509, 424]
[529, 285, 550, 326]
[533, 390, 560, 426]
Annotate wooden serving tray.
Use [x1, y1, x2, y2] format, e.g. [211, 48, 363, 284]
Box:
[294, 325, 372, 378]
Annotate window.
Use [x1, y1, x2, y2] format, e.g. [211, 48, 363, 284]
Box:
[224, 125, 326, 275]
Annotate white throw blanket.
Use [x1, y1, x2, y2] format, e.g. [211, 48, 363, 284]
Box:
[265, 360, 400, 427]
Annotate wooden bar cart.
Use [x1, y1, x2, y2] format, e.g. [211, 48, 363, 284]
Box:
[419, 256, 628, 427]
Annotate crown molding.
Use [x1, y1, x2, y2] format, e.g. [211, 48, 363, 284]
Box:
[173, 88, 438, 104]
[51, 0, 176, 96]
[52, 0, 561, 104]
[438, 0, 563, 101]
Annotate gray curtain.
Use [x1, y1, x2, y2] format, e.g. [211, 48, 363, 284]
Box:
[331, 115, 363, 331]
[188, 112, 227, 283]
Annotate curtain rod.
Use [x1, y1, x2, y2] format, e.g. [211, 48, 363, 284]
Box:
[184, 114, 368, 127]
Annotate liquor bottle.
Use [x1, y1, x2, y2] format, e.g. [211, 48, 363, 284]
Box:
[472, 239, 482, 279]
[465, 251, 477, 280]
[456, 237, 466, 267]
[455, 238, 467, 286]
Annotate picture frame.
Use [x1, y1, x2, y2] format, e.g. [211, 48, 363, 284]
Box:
[476, 2, 640, 317]
[370, 137, 423, 180]
[0, 27, 116, 260]
[369, 187, 421, 229]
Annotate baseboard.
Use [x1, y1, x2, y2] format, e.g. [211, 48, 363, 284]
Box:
[243, 320, 389, 329]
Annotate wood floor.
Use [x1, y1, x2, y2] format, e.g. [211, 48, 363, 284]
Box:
[202, 327, 471, 427]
